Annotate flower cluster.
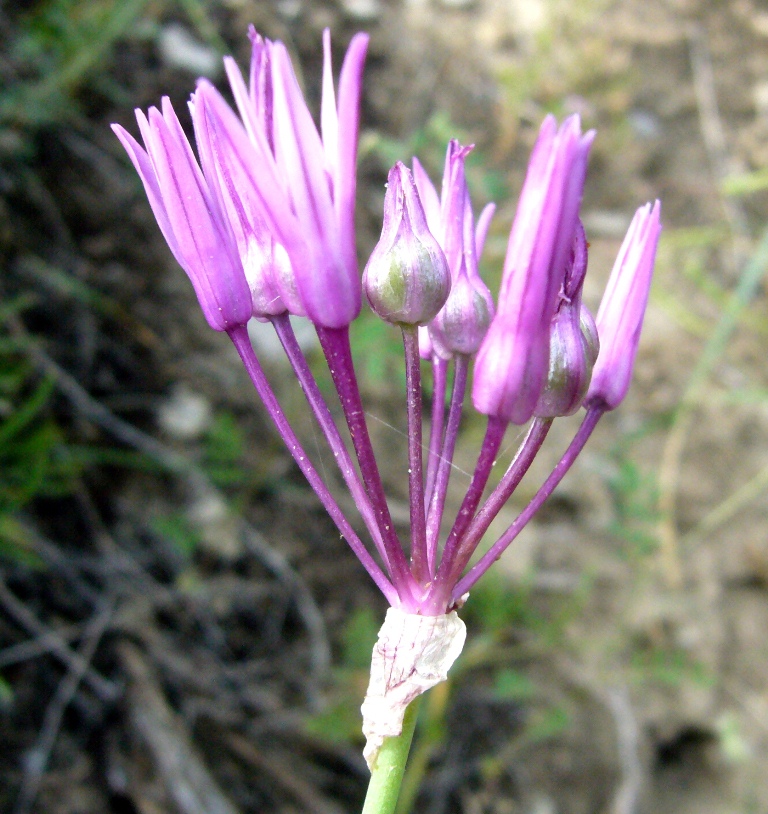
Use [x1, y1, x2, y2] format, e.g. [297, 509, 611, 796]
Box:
[114, 28, 661, 619]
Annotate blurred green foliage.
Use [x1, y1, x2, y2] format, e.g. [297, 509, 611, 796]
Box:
[0, 299, 83, 564]
[604, 447, 661, 560]
[349, 310, 407, 394]
[630, 642, 713, 690]
[305, 605, 379, 743]
[202, 411, 248, 489]
[150, 511, 202, 562]
[0, 0, 149, 131]
[363, 110, 510, 214]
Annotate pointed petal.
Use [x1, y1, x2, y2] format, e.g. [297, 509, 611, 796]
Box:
[334, 32, 368, 280]
[112, 121, 181, 265]
[271, 41, 361, 326]
[473, 115, 594, 423]
[223, 55, 261, 146]
[474, 202, 495, 258]
[271, 42, 338, 253]
[412, 156, 441, 239]
[321, 28, 338, 181]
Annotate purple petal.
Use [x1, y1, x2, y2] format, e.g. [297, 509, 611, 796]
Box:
[321, 28, 338, 182]
[412, 156, 442, 239]
[474, 202, 495, 258]
[271, 41, 360, 326]
[334, 32, 369, 283]
[587, 201, 661, 409]
[142, 103, 250, 329]
[112, 121, 182, 266]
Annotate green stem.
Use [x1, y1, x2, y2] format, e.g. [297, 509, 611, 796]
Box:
[361, 698, 421, 814]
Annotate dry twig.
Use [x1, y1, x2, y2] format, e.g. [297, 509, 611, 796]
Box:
[13, 596, 115, 814]
[0, 575, 118, 702]
[225, 731, 345, 814]
[118, 641, 240, 814]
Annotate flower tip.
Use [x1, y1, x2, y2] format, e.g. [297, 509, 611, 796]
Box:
[562, 112, 581, 129]
[348, 30, 371, 51]
[194, 77, 214, 93]
[134, 107, 150, 129]
[160, 96, 175, 117]
[542, 112, 558, 127]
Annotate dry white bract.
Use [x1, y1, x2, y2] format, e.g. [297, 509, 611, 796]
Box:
[361, 607, 467, 769]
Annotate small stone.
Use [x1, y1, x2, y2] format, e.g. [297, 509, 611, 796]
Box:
[581, 209, 633, 238]
[158, 24, 220, 77]
[277, 0, 302, 19]
[248, 315, 318, 363]
[753, 81, 768, 118]
[157, 384, 212, 441]
[627, 108, 662, 140]
[188, 489, 243, 560]
[340, 0, 382, 20]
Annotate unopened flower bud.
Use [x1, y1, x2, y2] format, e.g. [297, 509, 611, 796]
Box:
[364, 162, 451, 326]
[429, 189, 494, 356]
[430, 262, 493, 357]
[586, 201, 661, 410]
[534, 222, 597, 417]
[534, 307, 594, 417]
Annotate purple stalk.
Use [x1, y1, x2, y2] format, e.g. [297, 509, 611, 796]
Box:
[424, 417, 552, 613]
[425, 354, 469, 575]
[315, 325, 416, 597]
[452, 405, 604, 601]
[227, 325, 399, 605]
[424, 356, 448, 507]
[402, 326, 429, 584]
[443, 415, 508, 553]
[270, 314, 391, 573]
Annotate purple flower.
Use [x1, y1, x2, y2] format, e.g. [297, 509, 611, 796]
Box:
[586, 201, 662, 410]
[363, 163, 450, 326]
[472, 115, 594, 424]
[225, 28, 369, 328]
[190, 80, 303, 320]
[112, 99, 252, 332]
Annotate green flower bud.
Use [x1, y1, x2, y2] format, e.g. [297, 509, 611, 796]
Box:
[363, 163, 451, 326]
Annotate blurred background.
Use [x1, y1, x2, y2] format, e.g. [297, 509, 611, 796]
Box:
[2, 0, 768, 812]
